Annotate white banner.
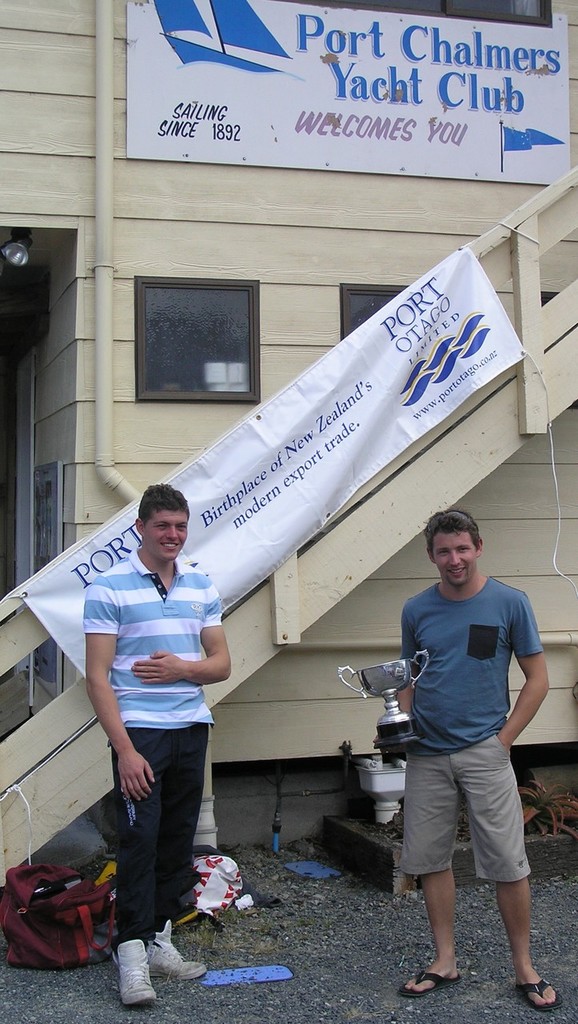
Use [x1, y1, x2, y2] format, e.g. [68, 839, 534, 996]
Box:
[20, 247, 523, 674]
[126, 1, 570, 185]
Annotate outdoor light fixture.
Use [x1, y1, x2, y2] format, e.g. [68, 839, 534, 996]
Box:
[0, 228, 33, 269]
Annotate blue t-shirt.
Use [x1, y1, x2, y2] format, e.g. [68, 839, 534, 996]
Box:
[401, 577, 542, 755]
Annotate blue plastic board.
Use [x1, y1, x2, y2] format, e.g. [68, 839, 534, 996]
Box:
[200, 965, 293, 986]
[283, 860, 341, 878]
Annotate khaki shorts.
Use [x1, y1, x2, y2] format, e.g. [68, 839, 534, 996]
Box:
[400, 735, 530, 882]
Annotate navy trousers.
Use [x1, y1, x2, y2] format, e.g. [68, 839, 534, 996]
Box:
[111, 723, 209, 946]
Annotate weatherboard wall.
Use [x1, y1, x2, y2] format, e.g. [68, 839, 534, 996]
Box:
[0, 1, 576, 754]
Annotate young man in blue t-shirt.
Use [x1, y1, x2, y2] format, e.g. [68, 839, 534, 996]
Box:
[398, 508, 561, 1012]
[84, 483, 231, 1007]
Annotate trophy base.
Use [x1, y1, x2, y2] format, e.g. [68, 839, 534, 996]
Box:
[374, 717, 420, 753]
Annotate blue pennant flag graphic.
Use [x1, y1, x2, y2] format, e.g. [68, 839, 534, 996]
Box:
[503, 127, 564, 152]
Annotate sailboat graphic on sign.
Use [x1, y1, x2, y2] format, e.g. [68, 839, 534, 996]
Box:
[153, 0, 291, 74]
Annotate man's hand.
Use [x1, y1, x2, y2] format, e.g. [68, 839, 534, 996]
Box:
[117, 748, 155, 801]
[496, 731, 512, 752]
[131, 650, 186, 684]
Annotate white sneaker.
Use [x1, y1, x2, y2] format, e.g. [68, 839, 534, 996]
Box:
[115, 939, 157, 1005]
[148, 920, 207, 980]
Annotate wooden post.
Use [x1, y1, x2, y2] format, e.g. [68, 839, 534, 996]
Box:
[270, 553, 301, 644]
[511, 214, 549, 435]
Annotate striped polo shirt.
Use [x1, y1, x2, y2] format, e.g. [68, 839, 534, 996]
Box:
[83, 549, 222, 728]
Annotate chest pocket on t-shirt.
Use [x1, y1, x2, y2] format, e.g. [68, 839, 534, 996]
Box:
[467, 624, 499, 660]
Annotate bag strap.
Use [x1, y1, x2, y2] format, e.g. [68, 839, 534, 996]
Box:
[77, 901, 116, 952]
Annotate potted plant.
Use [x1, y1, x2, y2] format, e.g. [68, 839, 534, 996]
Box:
[518, 780, 578, 840]
[324, 783, 578, 893]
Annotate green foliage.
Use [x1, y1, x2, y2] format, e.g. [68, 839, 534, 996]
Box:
[518, 780, 578, 841]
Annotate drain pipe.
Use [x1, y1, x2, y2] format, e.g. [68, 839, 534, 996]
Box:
[94, 0, 138, 505]
[93, 3, 216, 841]
[272, 763, 282, 853]
[270, 748, 352, 852]
[194, 730, 218, 848]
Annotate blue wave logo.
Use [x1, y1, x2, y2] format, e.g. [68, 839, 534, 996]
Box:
[153, 0, 291, 75]
[400, 312, 490, 406]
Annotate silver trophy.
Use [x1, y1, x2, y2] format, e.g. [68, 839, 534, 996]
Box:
[338, 650, 429, 752]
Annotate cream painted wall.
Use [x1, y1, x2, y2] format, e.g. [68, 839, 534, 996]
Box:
[0, 1, 577, 753]
[0, 1, 576, 526]
[211, 410, 578, 761]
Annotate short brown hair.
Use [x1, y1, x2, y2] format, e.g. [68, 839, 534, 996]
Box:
[424, 507, 480, 553]
[138, 483, 189, 523]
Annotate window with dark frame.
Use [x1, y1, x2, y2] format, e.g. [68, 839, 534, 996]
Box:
[447, 1, 548, 22]
[343, 286, 558, 341]
[272, 1, 551, 26]
[341, 284, 403, 338]
[135, 278, 260, 402]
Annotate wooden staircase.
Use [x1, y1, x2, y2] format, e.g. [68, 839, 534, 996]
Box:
[1, 168, 577, 876]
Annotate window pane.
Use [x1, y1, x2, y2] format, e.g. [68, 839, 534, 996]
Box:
[450, 0, 539, 13]
[344, 287, 401, 337]
[357, 1, 441, 8]
[283, 1, 547, 20]
[136, 279, 259, 401]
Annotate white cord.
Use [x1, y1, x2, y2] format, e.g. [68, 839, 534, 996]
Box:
[0, 718, 99, 868]
[0, 784, 33, 864]
[546, 422, 578, 600]
[521, 349, 578, 601]
[498, 221, 539, 246]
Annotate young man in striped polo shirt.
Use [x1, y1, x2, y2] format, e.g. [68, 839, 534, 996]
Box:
[84, 483, 231, 1007]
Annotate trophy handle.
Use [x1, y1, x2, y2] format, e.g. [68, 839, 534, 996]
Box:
[410, 649, 429, 687]
[337, 665, 367, 698]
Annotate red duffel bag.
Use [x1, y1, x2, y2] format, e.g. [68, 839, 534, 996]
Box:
[0, 862, 116, 969]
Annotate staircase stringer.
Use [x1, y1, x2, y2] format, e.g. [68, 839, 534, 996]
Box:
[1, 168, 577, 874]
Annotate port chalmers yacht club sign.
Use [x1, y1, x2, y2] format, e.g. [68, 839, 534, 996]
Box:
[21, 248, 524, 673]
[126, 1, 570, 184]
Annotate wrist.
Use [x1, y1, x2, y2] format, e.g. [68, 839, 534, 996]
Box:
[113, 737, 135, 757]
[497, 729, 512, 750]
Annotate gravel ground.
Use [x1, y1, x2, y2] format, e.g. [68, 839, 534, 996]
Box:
[1, 837, 576, 1023]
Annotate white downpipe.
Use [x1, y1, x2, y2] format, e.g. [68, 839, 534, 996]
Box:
[94, 0, 138, 504]
[93, 3, 217, 841]
[195, 730, 219, 849]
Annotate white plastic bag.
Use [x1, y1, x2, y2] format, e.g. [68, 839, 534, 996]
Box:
[192, 854, 242, 916]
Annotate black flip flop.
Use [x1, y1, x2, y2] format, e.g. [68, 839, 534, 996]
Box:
[516, 979, 562, 1012]
[399, 971, 461, 998]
